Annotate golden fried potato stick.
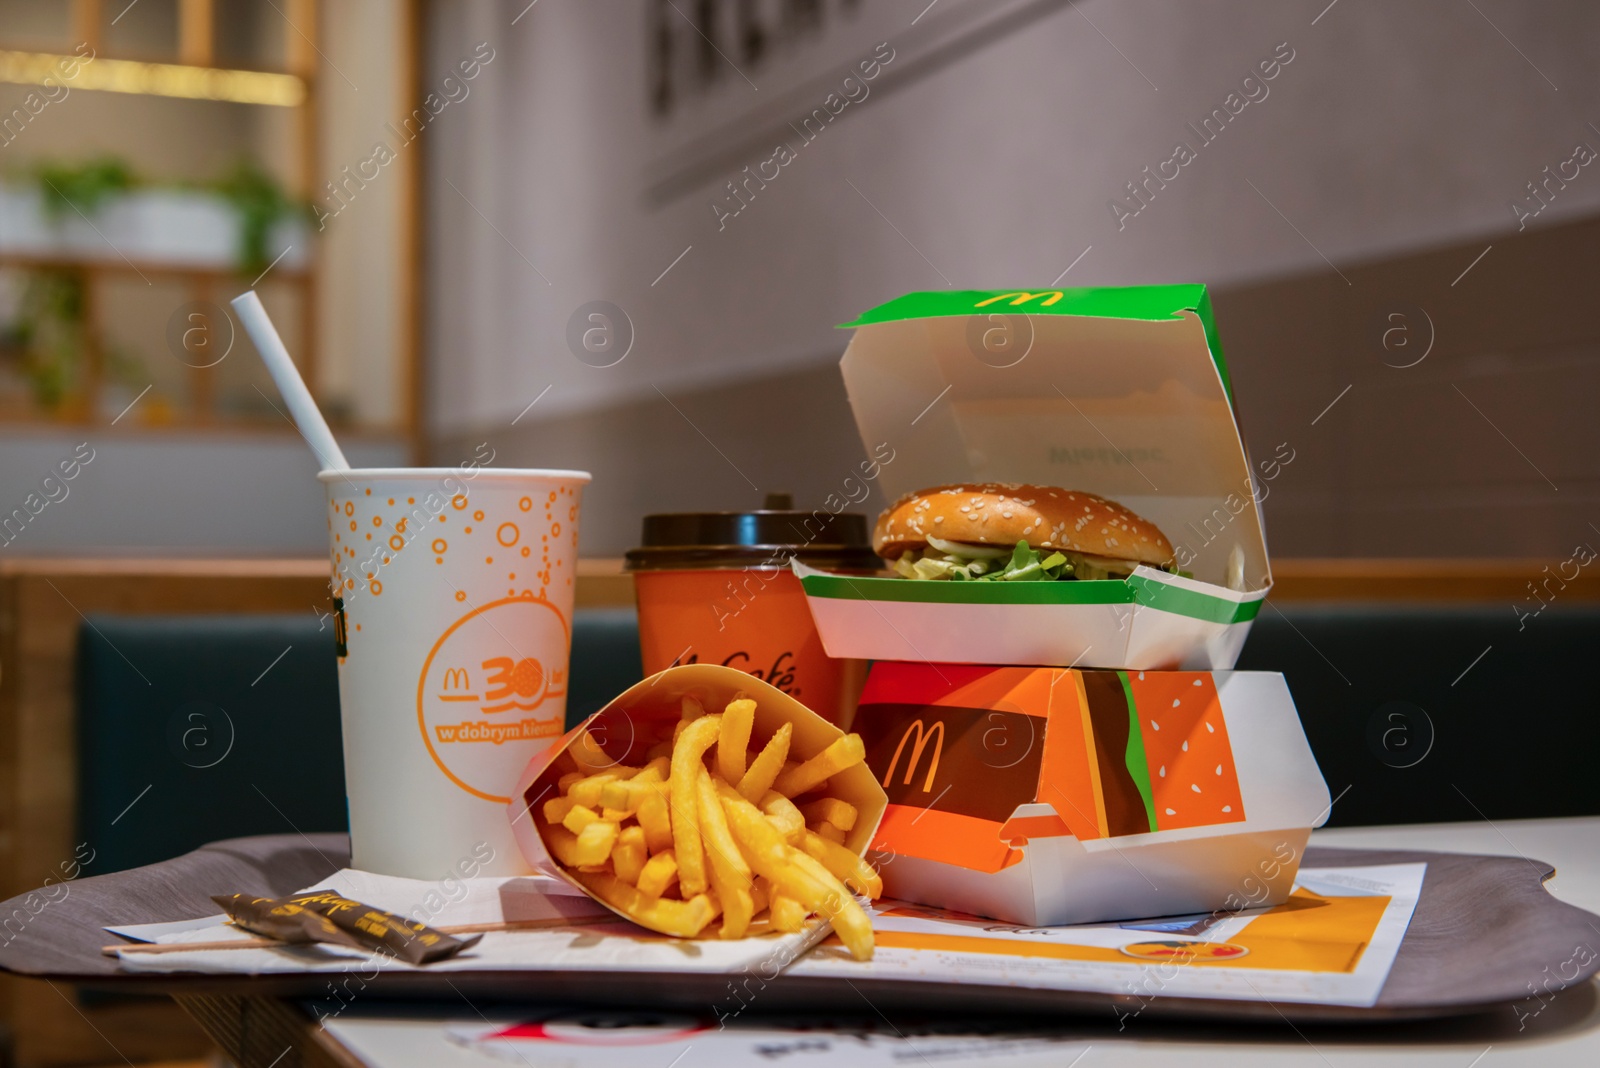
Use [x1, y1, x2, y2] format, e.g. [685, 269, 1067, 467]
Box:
[636, 849, 679, 898]
[543, 795, 577, 824]
[697, 769, 755, 939]
[670, 714, 723, 895]
[712, 777, 776, 859]
[801, 830, 883, 899]
[571, 819, 619, 867]
[697, 771, 752, 881]
[716, 698, 756, 785]
[637, 789, 674, 855]
[816, 823, 847, 845]
[599, 774, 667, 813]
[736, 722, 792, 802]
[575, 871, 719, 938]
[726, 799, 844, 920]
[721, 793, 874, 960]
[773, 734, 865, 799]
[787, 849, 875, 961]
[613, 825, 648, 884]
[543, 824, 586, 869]
[567, 769, 636, 808]
[598, 781, 638, 813]
[720, 794, 830, 901]
[561, 804, 605, 835]
[800, 798, 858, 832]
[749, 878, 769, 916]
[758, 791, 805, 844]
[768, 893, 807, 933]
[672, 697, 707, 743]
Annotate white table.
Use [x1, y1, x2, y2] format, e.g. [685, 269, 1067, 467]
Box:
[317, 817, 1600, 1067]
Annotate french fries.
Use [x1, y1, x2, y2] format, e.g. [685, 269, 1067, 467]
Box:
[801, 830, 884, 899]
[570, 820, 619, 866]
[737, 722, 791, 802]
[759, 791, 806, 844]
[698, 769, 755, 939]
[636, 850, 679, 897]
[575, 871, 719, 939]
[531, 698, 880, 959]
[769, 892, 807, 933]
[612, 825, 648, 884]
[717, 699, 755, 784]
[637, 788, 674, 854]
[800, 797, 857, 831]
[670, 714, 723, 896]
[773, 734, 866, 798]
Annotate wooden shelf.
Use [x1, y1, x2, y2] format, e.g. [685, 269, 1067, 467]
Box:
[0, 251, 308, 280]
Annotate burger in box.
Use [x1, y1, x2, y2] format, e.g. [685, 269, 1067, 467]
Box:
[795, 285, 1273, 672]
[875, 483, 1177, 583]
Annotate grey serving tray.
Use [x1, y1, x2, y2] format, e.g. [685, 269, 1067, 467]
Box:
[1, 833, 1595, 1023]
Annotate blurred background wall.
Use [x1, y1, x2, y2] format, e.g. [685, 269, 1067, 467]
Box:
[2, 0, 1597, 559]
[424, 0, 1600, 558]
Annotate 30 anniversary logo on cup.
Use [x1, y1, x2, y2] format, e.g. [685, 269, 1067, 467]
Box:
[418, 595, 571, 802]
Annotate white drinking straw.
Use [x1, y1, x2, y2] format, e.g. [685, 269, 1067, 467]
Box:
[231, 290, 350, 471]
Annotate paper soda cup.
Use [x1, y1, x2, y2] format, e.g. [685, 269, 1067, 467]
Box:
[320, 466, 591, 878]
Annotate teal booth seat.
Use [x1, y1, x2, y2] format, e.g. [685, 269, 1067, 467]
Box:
[76, 608, 644, 875]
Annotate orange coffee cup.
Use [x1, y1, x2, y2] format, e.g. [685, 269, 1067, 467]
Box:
[625, 501, 881, 726]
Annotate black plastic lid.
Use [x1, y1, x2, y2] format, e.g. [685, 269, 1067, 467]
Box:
[625, 494, 879, 572]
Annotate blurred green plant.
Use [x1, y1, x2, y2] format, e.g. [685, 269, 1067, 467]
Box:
[27, 155, 308, 275]
[0, 267, 145, 411]
[35, 157, 136, 221]
[212, 158, 308, 276]
[0, 268, 86, 409]
[1, 156, 308, 410]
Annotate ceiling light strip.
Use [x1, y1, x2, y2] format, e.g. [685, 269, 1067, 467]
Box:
[0, 50, 305, 107]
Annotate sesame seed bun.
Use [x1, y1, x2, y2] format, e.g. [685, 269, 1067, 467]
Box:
[874, 483, 1174, 567]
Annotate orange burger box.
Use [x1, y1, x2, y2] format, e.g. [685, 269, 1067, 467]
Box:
[795, 286, 1272, 671]
[858, 662, 1330, 926]
[507, 663, 887, 924]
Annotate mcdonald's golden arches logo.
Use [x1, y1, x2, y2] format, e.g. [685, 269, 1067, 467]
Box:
[974, 290, 1064, 308]
[883, 718, 945, 792]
